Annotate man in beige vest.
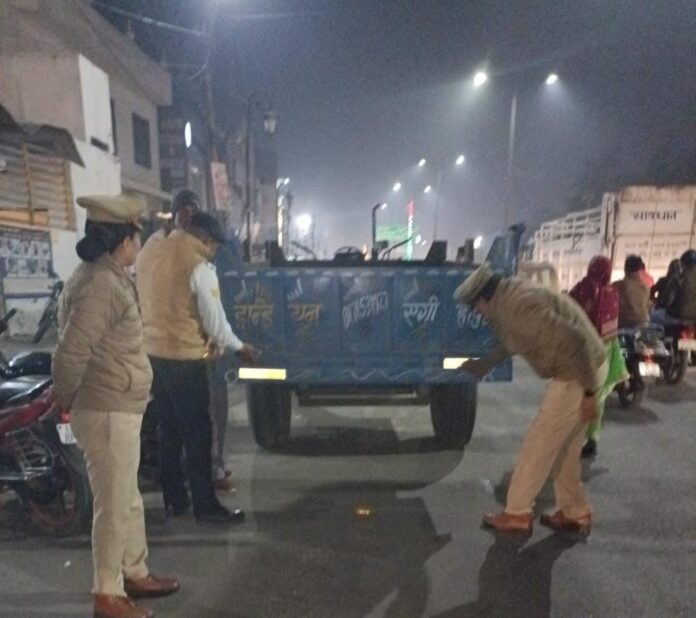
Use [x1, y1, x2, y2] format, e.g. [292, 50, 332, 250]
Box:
[455, 263, 607, 535]
[137, 212, 256, 524]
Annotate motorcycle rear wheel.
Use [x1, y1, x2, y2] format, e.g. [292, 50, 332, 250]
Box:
[663, 351, 688, 385]
[15, 445, 92, 537]
[617, 382, 644, 408]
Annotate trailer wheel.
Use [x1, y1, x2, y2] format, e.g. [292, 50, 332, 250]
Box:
[247, 383, 292, 450]
[430, 382, 477, 449]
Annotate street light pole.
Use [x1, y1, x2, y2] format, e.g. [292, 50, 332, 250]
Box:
[242, 92, 277, 262]
[505, 90, 518, 228]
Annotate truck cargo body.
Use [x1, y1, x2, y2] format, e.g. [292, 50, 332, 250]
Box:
[531, 185, 696, 290]
[220, 228, 523, 450]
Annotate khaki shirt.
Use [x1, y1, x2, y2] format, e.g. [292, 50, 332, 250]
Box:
[53, 255, 153, 413]
[483, 278, 606, 392]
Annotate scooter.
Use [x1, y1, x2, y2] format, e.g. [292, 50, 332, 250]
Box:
[0, 381, 91, 536]
[615, 326, 670, 408]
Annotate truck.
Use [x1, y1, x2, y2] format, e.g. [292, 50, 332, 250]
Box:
[530, 185, 696, 290]
[220, 226, 524, 450]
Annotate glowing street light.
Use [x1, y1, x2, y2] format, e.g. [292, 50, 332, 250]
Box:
[415, 234, 422, 244]
[184, 121, 192, 148]
[474, 235, 483, 249]
[393, 182, 402, 192]
[455, 154, 466, 166]
[295, 213, 313, 235]
[418, 158, 427, 168]
[424, 185, 432, 194]
[473, 71, 488, 89]
[545, 73, 559, 85]
[381, 202, 388, 210]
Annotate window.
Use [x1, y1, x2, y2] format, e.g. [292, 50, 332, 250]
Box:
[132, 113, 151, 168]
[110, 99, 118, 155]
[0, 140, 76, 230]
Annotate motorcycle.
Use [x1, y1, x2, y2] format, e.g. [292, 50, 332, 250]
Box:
[615, 326, 670, 408]
[33, 276, 64, 344]
[661, 321, 695, 384]
[0, 381, 91, 536]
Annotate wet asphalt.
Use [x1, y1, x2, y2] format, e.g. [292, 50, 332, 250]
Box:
[0, 359, 694, 617]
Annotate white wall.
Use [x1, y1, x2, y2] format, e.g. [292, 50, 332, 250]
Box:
[79, 54, 113, 150]
[0, 53, 85, 140]
[111, 78, 162, 191]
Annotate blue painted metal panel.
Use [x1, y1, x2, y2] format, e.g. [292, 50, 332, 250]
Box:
[220, 265, 510, 385]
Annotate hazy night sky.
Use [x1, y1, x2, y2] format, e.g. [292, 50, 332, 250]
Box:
[101, 0, 696, 254]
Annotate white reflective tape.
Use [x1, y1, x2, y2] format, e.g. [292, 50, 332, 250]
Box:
[443, 357, 473, 370]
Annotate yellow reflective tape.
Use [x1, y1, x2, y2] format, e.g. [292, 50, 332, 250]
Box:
[238, 367, 287, 381]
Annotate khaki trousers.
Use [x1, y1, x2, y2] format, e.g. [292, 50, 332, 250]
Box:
[71, 410, 149, 596]
[506, 362, 608, 519]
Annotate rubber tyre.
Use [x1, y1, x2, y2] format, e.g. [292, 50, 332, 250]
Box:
[247, 383, 292, 450]
[617, 382, 644, 408]
[17, 444, 92, 537]
[429, 382, 477, 449]
[664, 351, 688, 385]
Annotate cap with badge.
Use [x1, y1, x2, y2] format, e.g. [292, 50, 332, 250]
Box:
[76, 193, 146, 230]
[453, 262, 495, 305]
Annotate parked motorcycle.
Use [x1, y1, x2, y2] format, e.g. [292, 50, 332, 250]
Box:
[0, 380, 91, 536]
[33, 276, 64, 344]
[615, 326, 670, 408]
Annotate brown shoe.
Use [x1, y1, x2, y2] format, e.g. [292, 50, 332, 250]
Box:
[124, 574, 180, 600]
[482, 511, 533, 534]
[214, 475, 236, 493]
[540, 510, 592, 534]
[93, 594, 154, 618]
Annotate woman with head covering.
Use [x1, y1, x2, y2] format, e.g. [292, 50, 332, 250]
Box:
[569, 255, 628, 458]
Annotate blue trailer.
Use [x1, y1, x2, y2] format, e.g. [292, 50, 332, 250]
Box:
[220, 226, 523, 449]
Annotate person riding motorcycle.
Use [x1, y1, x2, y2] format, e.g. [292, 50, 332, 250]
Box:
[668, 250, 696, 322]
[651, 259, 681, 310]
[613, 255, 650, 328]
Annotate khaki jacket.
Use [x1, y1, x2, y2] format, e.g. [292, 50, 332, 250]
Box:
[136, 230, 211, 360]
[613, 275, 650, 328]
[483, 278, 606, 392]
[53, 255, 153, 413]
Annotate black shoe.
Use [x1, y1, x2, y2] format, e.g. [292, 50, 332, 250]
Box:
[165, 497, 191, 517]
[581, 439, 597, 459]
[195, 504, 245, 525]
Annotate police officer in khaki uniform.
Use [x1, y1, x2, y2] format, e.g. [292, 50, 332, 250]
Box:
[455, 263, 607, 535]
[53, 194, 179, 618]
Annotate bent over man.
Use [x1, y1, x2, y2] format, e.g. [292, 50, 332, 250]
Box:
[455, 263, 607, 534]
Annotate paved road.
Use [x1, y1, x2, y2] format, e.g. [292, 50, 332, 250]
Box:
[1, 360, 694, 617]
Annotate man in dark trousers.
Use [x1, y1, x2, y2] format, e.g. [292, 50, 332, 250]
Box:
[137, 213, 256, 524]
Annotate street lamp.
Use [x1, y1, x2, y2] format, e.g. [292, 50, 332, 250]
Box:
[455, 154, 466, 166]
[393, 182, 402, 192]
[473, 71, 488, 89]
[295, 213, 313, 234]
[424, 185, 432, 194]
[244, 91, 277, 261]
[472, 69, 559, 226]
[474, 235, 483, 249]
[418, 158, 427, 168]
